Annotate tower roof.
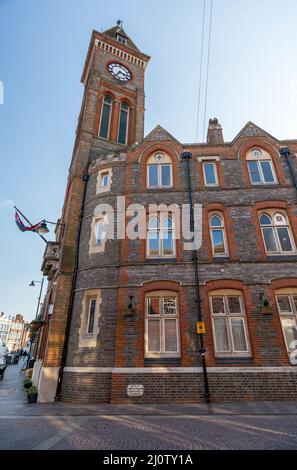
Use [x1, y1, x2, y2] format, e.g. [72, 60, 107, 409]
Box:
[103, 22, 140, 52]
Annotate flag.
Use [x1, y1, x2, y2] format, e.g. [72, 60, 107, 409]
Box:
[15, 211, 43, 233]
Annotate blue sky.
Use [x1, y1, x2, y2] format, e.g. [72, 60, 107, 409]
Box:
[0, 0, 297, 320]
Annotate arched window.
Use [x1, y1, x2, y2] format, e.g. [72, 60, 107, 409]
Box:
[246, 148, 277, 184]
[145, 290, 180, 357]
[259, 211, 294, 254]
[209, 214, 228, 256]
[118, 102, 129, 145]
[147, 215, 175, 257]
[147, 153, 173, 188]
[275, 288, 297, 352]
[99, 95, 112, 139]
[210, 289, 250, 357]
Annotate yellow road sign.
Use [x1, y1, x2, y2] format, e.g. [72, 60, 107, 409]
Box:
[196, 322, 205, 334]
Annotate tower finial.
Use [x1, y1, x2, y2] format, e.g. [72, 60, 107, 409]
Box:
[117, 19, 123, 29]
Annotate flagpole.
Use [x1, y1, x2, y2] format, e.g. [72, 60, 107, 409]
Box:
[14, 206, 47, 243]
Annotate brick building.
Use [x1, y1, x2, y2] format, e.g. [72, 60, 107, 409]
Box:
[33, 23, 297, 403]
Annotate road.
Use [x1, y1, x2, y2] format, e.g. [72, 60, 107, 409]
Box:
[1, 360, 297, 450]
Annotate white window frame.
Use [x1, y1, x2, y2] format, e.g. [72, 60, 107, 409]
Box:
[209, 213, 228, 257]
[210, 291, 251, 357]
[146, 153, 173, 189]
[89, 212, 108, 254]
[97, 168, 112, 193]
[145, 291, 180, 358]
[246, 148, 278, 185]
[275, 290, 297, 353]
[146, 215, 176, 259]
[116, 33, 128, 46]
[259, 211, 295, 255]
[87, 297, 97, 335]
[203, 162, 219, 187]
[78, 290, 102, 348]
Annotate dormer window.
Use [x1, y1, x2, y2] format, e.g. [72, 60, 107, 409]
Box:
[116, 33, 127, 46]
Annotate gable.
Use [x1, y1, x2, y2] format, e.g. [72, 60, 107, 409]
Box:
[232, 122, 278, 143]
[142, 125, 181, 145]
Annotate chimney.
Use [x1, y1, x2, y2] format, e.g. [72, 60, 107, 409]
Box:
[207, 118, 224, 145]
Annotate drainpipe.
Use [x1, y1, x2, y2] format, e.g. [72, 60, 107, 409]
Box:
[182, 151, 211, 403]
[279, 147, 297, 191]
[55, 172, 89, 400]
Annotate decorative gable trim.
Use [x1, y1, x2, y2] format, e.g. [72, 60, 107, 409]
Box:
[142, 125, 181, 145]
[232, 122, 278, 143]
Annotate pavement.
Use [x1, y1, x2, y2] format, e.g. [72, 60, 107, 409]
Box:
[1, 359, 297, 450]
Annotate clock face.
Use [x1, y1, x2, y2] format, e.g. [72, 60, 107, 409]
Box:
[108, 63, 132, 82]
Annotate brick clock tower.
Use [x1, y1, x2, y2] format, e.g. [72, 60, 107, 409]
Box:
[36, 23, 150, 401]
[81, 21, 150, 150]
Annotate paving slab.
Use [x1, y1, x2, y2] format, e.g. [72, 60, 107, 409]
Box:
[1, 361, 297, 449]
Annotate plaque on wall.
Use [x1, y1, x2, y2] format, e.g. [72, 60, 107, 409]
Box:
[127, 384, 144, 397]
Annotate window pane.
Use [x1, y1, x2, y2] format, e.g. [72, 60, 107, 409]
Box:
[164, 319, 178, 352]
[293, 296, 297, 312]
[148, 217, 159, 230]
[148, 165, 158, 187]
[262, 227, 278, 252]
[118, 108, 128, 145]
[162, 230, 174, 255]
[101, 174, 109, 187]
[261, 161, 275, 183]
[214, 318, 230, 352]
[162, 217, 173, 229]
[277, 296, 292, 313]
[87, 299, 96, 334]
[148, 231, 160, 255]
[147, 320, 161, 352]
[231, 318, 248, 351]
[281, 318, 297, 351]
[161, 165, 171, 186]
[96, 222, 104, 245]
[147, 298, 160, 315]
[210, 215, 222, 227]
[204, 163, 217, 185]
[228, 296, 242, 314]
[212, 297, 225, 314]
[163, 298, 177, 315]
[260, 214, 272, 225]
[211, 229, 226, 254]
[248, 161, 261, 183]
[277, 227, 293, 252]
[99, 102, 111, 138]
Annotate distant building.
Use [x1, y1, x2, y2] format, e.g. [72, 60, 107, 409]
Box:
[0, 313, 11, 347]
[0, 313, 29, 352]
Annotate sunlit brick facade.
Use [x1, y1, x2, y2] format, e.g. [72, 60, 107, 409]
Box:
[34, 24, 297, 403]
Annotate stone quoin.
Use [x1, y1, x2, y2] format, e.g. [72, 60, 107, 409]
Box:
[32, 22, 297, 403]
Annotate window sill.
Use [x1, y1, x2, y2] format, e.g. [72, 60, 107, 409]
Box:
[212, 256, 230, 262]
[266, 254, 297, 260]
[215, 357, 253, 365]
[144, 358, 181, 367]
[145, 258, 177, 264]
[250, 183, 278, 187]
